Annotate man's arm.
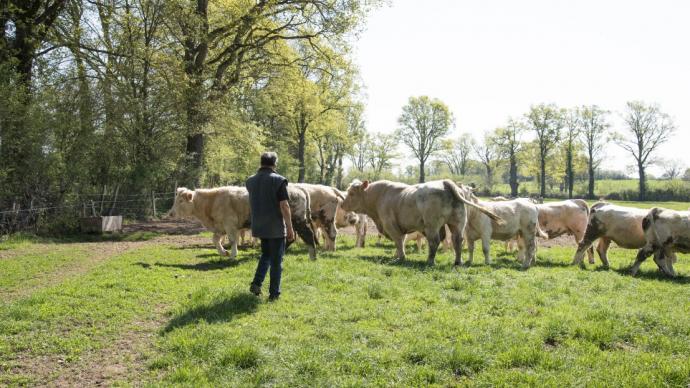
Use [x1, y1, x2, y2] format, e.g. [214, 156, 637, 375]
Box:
[280, 200, 295, 241]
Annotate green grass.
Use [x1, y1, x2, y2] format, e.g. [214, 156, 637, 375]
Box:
[1, 232, 690, 386]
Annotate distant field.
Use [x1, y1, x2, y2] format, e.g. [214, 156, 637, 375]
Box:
[1, 228, 689, 386]
[488, 179, 690, 199]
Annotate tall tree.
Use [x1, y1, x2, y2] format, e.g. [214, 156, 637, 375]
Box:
[368, 133, 398, 179]
[168, 0, 373, 186]
[0, 0, 68, 204]
[396, 96, 453, 183]
[473, 133, 500, 191]
[525, 104, 563, 197]
[441, 133, 474, 176]
[617, 101, 675, 200]
[492, 119, 523, 197]
[562, 109, 581, 199]
[579, 105, 609, 199]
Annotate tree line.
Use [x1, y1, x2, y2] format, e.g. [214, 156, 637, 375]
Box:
[0, 0, 381, 212]
[393, 97, 678, 201]
[0, 0, 683, 220]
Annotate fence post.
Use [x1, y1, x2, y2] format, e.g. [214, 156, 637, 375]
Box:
[151, 190, 157, 218]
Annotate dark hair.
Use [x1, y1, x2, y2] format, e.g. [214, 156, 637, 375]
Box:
[260, 151, 278, 167]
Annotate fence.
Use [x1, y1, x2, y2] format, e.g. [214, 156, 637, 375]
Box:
[0, 190, 177, 237]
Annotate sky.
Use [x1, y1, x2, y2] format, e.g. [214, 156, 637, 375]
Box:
[352, 0, 690, 176]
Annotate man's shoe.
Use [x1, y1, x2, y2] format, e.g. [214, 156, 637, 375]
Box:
[268, 294, 280, 302]
[249, 284, 262, 296]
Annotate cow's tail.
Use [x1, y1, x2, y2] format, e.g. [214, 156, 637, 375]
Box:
[443, 180, 505, 226]
[333, 188, 346, 202]
[535, 222, 548, 239]
[300, 186, 319, 247]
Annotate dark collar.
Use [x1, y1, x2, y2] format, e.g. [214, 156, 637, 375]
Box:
[258, 166, 275, 173]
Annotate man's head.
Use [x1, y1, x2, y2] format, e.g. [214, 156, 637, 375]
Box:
[260, 152, 278, 168]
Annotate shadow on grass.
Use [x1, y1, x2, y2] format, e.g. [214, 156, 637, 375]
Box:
[152, 257, 251, 271]
[612, 267, 690, 284]
[163, 292, 259, 332]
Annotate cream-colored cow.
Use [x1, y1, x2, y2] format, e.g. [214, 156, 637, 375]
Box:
[170, 187, 250, 258]
[631, 207, 687, 277]
[573, 202, 664, 269]
[341, 179, 503, 265]
[295, 183, 344, 251]
[459, 189, 546, 268]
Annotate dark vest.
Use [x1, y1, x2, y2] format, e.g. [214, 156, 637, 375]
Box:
[246, 168, 287, 239]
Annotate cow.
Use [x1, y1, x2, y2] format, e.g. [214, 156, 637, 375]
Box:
[295, 183, 344, 251]
[333, 197, 368, 248]
[170, 186, 318, 259]
[169, 186, 250, 259]
[458, 186, 546, 268]
[572, 202, 665, 270]
[535, 200, 594, 264]
[341, 179, 504, 265]
[631, 207, 688, 277]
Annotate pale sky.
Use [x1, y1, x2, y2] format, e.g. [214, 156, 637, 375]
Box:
[353, 0, 690, 176]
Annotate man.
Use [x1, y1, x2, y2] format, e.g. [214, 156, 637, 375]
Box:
[246, 152, 295, 301]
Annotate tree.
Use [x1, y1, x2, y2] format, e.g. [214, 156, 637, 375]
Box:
[492, 119, 523, 197]
[368, 133, 398, 179]
[473, 133, 500, 191]
[397, 96, 454, 183]
[168, 0, 375, 186]
[579, 105, 610, 199]
[616, 101, 675, 200]
[525, 104, 563, 197]
[441, 133, 474, 176]
[659, 159, 684, 180]
[561, 109, 581, 199]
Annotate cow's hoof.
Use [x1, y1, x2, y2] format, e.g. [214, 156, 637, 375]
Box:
[601, 265, 610, 270]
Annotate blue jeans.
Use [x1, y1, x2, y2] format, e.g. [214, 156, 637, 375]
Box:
[251, 238, 285, 297]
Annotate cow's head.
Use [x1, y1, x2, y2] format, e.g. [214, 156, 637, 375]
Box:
[342, 180, 369, 213]
[336, 204, 359, 226]
[169, 187, 195, 218]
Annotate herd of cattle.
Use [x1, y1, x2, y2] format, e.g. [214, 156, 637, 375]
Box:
[169, 179, 688, 277]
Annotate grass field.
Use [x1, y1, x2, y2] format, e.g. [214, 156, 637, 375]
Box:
[1, 219, 690, 386]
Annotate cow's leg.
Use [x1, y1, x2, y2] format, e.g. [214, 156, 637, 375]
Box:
[385, 224, 406, 261]
[447, 224, 464, 266]
[662, 250, 677, 277]
[571, 227, 594, 265]
[522, 234, 536, 270]
[227, 229, 239, 259]
[355, 221, 366, 248]
[596, 238, 611, 268]
[630, 244, 655, 276]
[425, 227, 441, 266]
[516, 236, 526, 263]
[573, 236, 598, 265]
[213, 232, 229, 257]
[466, 239, 475, 266]
[481, 235, 492, 265]
[293, 216, 317, 260]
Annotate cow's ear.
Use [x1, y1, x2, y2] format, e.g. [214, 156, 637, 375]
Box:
[183, 191, 193, 202]
[362, 180, 369, 190]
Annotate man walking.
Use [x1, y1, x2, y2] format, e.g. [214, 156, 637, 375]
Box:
[246, 152, 295, 301]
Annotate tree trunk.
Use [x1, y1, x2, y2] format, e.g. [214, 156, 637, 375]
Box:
[540, 152, 547, 197]
[566, 148, 574, 199]
[638, 163, 646, 201]
[486, 165, 493, 191]
[509, 154, 518, 197]
[587, 163, 595, 199]
[335, 154, 344, 189]
[419, 160, 425, 183]
[297, 129, 307, 183]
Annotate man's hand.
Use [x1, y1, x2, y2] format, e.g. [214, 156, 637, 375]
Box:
[286, 226, 295, 242]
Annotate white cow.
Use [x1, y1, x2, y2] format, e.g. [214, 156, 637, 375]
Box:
[631, 207, 688, 277]
[341, 179, 504, 265]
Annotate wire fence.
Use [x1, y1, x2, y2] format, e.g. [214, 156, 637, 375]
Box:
[0, 190, 177, 237]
